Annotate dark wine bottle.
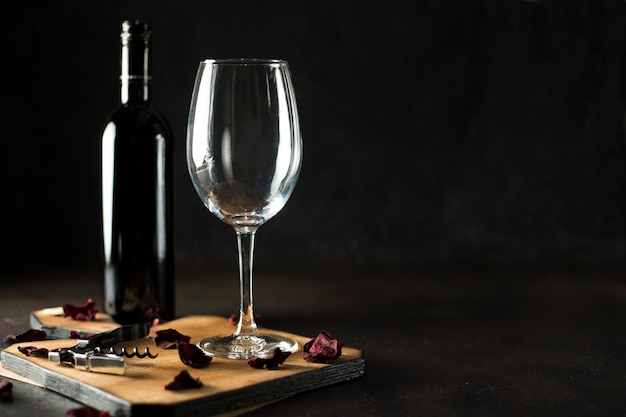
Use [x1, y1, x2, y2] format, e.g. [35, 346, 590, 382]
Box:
[101, 20, 175, 325]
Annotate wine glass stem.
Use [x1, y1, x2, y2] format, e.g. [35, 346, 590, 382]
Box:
[234, 230, 259, 337]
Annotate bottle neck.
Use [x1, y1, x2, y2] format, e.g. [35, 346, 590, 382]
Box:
[120, 39, 151, 104]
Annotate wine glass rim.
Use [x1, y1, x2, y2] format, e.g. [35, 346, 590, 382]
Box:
[201, 58, 287, 66]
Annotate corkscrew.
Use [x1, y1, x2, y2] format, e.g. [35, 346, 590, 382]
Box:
[94, 345, 158, 358]
[48, 323, 158, 375]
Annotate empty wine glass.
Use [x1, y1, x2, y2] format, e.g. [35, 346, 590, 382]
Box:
[186, 59, 303, 359]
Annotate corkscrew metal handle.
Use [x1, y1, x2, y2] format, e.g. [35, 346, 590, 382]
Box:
[48, 323, 155, 375]
[48, 349, 126, 375]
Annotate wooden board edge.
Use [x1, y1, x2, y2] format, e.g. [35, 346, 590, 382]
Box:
[29, 311, 74, 340]
[132, 357, 366, 417]
[0, 349, 132, 416]
[1, 346, 365, 417]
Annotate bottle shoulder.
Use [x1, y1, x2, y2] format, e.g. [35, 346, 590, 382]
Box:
[104, 102, 173, 136]
[107, 102, 168, 120]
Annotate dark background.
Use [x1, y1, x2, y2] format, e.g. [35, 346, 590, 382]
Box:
[2, 0, 625, 275]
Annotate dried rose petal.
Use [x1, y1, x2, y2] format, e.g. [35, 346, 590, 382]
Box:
[17, 345, 50, 357]
[248, 347, 291, 370]
[66, 405, 111, 417]
[69, 331, 95, 339]
[63, 299, 98, 321]
[3, 329, 47, 345]
[177, 341, 212, 368]
[0, 380, 13, 402]
[152, 329, 191, 349]
[302, 330, 343, 363]
[164, 370, 203, 390]
[144, 307, 170, 327]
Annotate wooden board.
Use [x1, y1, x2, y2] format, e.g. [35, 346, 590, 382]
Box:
[0, 314, 365, 417]
[29, 306, 119, 339]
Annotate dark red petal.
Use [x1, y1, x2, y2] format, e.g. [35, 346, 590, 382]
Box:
[177, 341, 212, 368]
[152, 329, 191, 349]
[63, 299, 98, 321]
[65, 405, 110, 417]
[17, 346, 49, 357]
[302, 330, 344, 363]
[0, 380, 13, 402]
[69, 331, 95, 339]
[247, 357, 266, 369]
[248, 348, 291, 370]
[164, 370, 203, 390]
[265, 348, 291, 369]
[3, 329, 47, 345]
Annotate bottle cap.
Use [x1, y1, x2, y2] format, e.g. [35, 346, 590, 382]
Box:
[119, 20, 152, 82]
[120, 20, 151, 45]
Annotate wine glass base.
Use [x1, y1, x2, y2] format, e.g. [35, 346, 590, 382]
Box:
[198, 333, 298, 360]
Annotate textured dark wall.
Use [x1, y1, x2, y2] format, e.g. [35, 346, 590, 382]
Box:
[2, 0, 625, 272]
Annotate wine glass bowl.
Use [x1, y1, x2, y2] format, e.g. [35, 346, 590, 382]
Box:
[187, 59, 302, 359]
